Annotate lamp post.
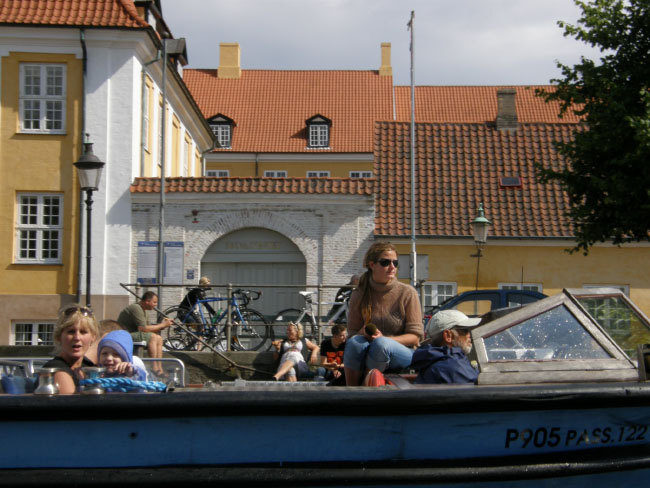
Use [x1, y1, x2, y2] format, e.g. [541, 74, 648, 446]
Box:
[74, 135, 105, 308]
[470, 203, 491, 292]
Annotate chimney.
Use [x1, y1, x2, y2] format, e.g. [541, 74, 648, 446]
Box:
[379, 42, 392, 77]
[218, 43, 241, 79]
[496, 88, 518, 130]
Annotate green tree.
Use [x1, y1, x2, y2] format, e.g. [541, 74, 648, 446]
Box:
[538, 0, 650, 253]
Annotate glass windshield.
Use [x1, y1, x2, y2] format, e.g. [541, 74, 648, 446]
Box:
[484, 305, 611, 361]
[577, 295, 650, 358]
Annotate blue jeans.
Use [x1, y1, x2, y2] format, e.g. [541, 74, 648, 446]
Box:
[344, 335, 414, 373]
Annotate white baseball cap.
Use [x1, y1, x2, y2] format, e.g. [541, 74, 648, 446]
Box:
[426, 309, 481, 338]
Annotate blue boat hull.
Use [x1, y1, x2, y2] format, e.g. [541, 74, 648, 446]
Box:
[3, 382, 650, 486]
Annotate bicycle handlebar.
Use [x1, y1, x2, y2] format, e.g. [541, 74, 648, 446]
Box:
[232, 288, 263, 305]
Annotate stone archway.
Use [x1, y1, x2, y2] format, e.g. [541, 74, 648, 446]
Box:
[200, 227, 306, 316]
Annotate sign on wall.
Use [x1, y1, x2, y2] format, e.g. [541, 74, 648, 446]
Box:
[137, 241, 184, 284]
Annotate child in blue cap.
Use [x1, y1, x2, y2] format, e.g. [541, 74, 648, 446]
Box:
[97, 330, 147, 381]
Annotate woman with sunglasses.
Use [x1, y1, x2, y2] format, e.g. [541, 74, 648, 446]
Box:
[42, 305, 99, 394]
[344, 242, 423, 385]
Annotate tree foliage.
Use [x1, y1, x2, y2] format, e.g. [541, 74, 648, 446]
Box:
[537, 0, 650, 253]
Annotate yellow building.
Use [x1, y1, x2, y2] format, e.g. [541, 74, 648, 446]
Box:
[0, 0, 214, 345]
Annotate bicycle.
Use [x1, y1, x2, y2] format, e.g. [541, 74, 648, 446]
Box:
[272, 289, 351, 341]
[162, 288, 271, 352]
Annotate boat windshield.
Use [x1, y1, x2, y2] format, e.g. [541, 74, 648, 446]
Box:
[484, 305, 611, 362]
[575, 294, 650, 358]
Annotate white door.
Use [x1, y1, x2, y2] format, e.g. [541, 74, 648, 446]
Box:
[201, 228, 306, 317]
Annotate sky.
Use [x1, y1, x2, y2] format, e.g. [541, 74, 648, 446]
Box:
[160, 0, 603, 86]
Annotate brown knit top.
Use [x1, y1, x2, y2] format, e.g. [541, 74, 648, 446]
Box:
[347, 277, 423, 340]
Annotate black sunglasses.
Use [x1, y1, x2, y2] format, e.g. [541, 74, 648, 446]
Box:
[377, 258, 399, 268]
[63, 306, 93, 317]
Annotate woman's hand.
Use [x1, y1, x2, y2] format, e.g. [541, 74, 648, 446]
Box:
[364, 327, 383, 342]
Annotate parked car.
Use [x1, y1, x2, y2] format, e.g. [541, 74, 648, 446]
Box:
[423, 289, 547, 325]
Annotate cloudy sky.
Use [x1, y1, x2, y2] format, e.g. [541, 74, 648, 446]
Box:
[161, 0, 602, 86]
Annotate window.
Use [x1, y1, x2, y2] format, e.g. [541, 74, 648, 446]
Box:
[309, 125, 328, 147]
[12, 322, 55, 346]
[306, 171, 330, 178]
[182, 135, 190, 176]
[20, 63, 66, 134]
[306, 114, 331, 148]
[143, 81, 151, 152]
[421, 282, 457, 307]
[583, 284, 629, 296]
[211, 124, 231, 148]
[499, 283, 543, 293]
[206, 170, 229, 177]
[264, 170, 287, 177]
[350, 171, 373, 178]
[208, 114, 234, 149]
[15, 194, 63, 264]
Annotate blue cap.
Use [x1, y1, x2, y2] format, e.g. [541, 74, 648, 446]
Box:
[98, 330, 133, 364]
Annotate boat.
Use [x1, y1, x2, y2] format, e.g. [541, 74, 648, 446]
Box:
[2, 287, 650, 487]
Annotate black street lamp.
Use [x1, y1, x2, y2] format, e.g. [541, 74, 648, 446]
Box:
[470, 203, 491, 291]
[74, 135, 105, 308]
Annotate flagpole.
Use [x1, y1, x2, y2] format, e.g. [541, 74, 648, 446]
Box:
[408, 11, 417, 288]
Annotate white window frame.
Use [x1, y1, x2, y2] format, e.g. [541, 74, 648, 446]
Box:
[308, 124, 329, 147]
[264, 170, 288, 177]
[421, 282, 457, 307]
[499, 283, 544, 293]
[350, 171, 372, 178]
[15, 193, 63, 264]
[306, 171, 330, 178]
[583, 284, 630, 296]
[19, 63, 66, 134]
[206, 170, 229, 177]
[181, 136, 189, 176]
[12, 321, 55, 346]
[143, 82, 150, 152]
[210, 124, 231, 148]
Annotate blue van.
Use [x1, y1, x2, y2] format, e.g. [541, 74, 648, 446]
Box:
[423, 289, 547, 324]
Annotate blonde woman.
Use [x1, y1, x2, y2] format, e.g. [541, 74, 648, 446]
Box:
[272, 322, 319, 381]
[42, 305, 99, 394]
[344, 242, 423, 385]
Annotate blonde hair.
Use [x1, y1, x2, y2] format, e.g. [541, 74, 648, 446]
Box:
[53, 304, 99, 352]
[288, 322, 304, 339]
[358, 242, 397, 324]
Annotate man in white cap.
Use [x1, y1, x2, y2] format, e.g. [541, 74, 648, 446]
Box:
[410, 309, 481, 384]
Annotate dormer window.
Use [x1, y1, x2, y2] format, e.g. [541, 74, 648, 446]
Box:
[306, 114, 331, 148]
[208, 114, 234, 149]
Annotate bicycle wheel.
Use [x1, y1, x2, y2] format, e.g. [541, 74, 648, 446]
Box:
[232, 309, 271, 351]
[162, 306, 201, 350]
[271, 308, 304, 340]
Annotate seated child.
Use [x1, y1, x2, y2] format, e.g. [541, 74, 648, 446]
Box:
[97, 330, 147, 382]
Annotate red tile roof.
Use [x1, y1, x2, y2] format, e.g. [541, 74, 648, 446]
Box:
[394, 86, 580, 124]
[374, 121, 576, 238]
[0, 0, 149, 28]
[131, 176, 377, 196]
[183, 69, 395, 153]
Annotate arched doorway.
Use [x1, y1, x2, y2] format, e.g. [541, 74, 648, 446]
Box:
[200, 228, 305, 317]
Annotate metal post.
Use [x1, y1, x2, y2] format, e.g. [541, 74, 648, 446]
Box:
[226, 283, 233, 351]
[317, 283, 324, 344]
[157, 38, 168, 308]
[84, 188, 94, 308]
[408, 10, 417, 287]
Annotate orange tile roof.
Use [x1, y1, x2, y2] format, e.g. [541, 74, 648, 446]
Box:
[374, 121, 576, 238]
[394, 86, 580, 124]
[131, 176, 377, 196]
[183, 69, 395, 153]
[0, 0, 148, 28]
